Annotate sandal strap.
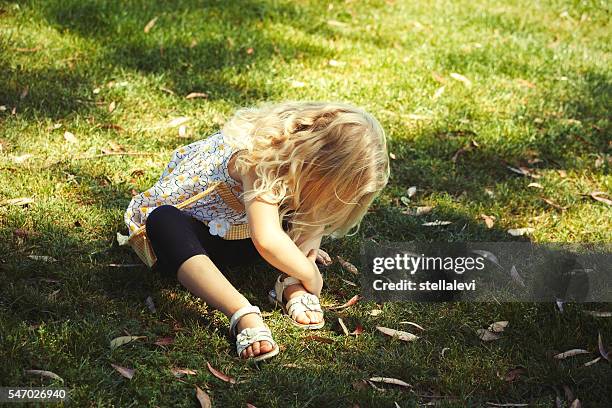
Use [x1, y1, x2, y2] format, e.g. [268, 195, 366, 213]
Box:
[235, 326, 277, 357]
[274, 275, 301, 303]
[286, 293, 323, 319]
[229, 305, 261, 337]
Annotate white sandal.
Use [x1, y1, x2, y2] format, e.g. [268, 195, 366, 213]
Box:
[229, 305, 280, 362]
[268, 275, 325, 330]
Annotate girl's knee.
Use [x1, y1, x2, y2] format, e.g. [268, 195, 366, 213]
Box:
[146, 205, 181, 236]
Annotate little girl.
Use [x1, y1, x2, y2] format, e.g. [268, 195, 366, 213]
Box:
[124, 101, 389, 361]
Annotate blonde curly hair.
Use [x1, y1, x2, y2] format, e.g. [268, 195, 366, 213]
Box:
[222, 101, 390, 243]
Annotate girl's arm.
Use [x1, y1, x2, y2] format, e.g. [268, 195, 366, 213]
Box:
[241, 173, 323, 296]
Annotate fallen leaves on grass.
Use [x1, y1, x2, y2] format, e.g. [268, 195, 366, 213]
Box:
[589, 191, 612, 206]
[553, 349, 589, 360]
[502, 367, 526, 382]
[336, 256, 358, 275]
[583, 357, 601, 367]
[2, 197, 34, 206]
[422, 220, 452, 226]
[154, 336, 175, 346]
[25, 369, 64, 382]
[206, 362, 237, 384]
[486, 403, 528, 407]
[451, 140, 479, 163]
[351, 325, 364, 335]
[195, 385, 212, 408]
[166, 117, 190, 128]
[28, 255, 57, 262]
[506, 165, 539, 178]
[488, 321, 508, 333]
[10, 154, 33, 164]
[528, 182, 543, 189]
[145, 296, 156, 313]
[369, 309, 383, 316]
[582, 310, 612, 318]
[338, 318, 349, 335]
[110, 336, 146, 350]
[507, 228, 534, 236]
[185, 92, 208, 99]
[432, 86, 445, 99]
[450, 72, 472, 87]
[116, 232, 129, 246]
[327, 19, 348, 27]
[316, 248, 332, 266]
[144, 17, 158, 33]
[111, 363, 135, 379]
[304, 335, 334, 344]
[63, 131, 78, 144]
[477, 329, 501, 342]
[399, 321, 425, 331]
[108, 101, 116, 113]
[328, 59, 345, 67]
[480, 214, 496, 229]
[329, 295, 361, 310]
[368, 377, 411, 388]
[290, 80, 305, 88]
[541, 197, 566, 211]
[407, 186, 417, 197]
[171, 367, 197, 377]
[598, 332, 610, 362]
[376, 326, 418, 342]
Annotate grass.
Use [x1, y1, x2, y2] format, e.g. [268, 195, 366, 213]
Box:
[0, 0, 610, 406]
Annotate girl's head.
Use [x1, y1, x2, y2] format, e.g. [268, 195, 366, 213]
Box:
[223, 101, 390, 242]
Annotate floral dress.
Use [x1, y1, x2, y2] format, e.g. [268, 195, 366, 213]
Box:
[124, 131, 251, 240]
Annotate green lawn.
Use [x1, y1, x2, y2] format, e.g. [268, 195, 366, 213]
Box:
[1, 0, 611, 406]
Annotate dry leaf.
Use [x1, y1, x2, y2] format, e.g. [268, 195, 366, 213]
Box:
[154, 336, 174, 346]
[477, 329, 501, 341]
[178, 125, 187, 138]
[432, 86, 445, 99]
[507, 228, 534, 236]
[195, 385, 212, 408]
[569, 399, 582, 408]
[582, 310, 612, 318]
[110, 336, 145, 350]
[542, 197, 566, 211]
[336, 256, 359, 275]
[422, 220, 452, 226]
[510, 265, 525, 287]
[246, 47, 254, 55]
[516, 79, 536, 88]
[206, 361, 237, 384]
[329, 295, 361, 310]
[389, 152, 396, 160]
[2, 197, 34, 206]
[351, 325, 364, 335]
[481, 214, 496, 229]
[171, 367, 197, 377]
[450, 72, 472, 87]
[489, 322, 508, 333]
[583, 356, 601, 367]
[369, 309, 383, 316]
[25, 369, 64, 382]
[108, 101, 116, 113]
[11, 154, 33, 164]
[528, 182, 543, 189]
[407, 186, 417, 197]
[399, 321, 425, 331]
[503, 367, 526, 382]
[376, 326, 418, 342]
[166, 117, 190, 128]
[185, 92, 208, 99]
[28, 255, 57, 262]
[368, 377, 411, 388]
[144, 17, 158, 33]
[290, 80, 305, 88]
[598, 332, 610, 362]
[111, 363, 135, 379]
[63, 131, 78, 144]
[338, 318, 349, 335]
[327, 19, 348, 27]
[554, 349, 590, 359]
[304, 335, 334, 344]
[316, 248, 332, 266]
[589, 191, 612, 206]
[116, 232, 129, 246]
[145, 296, 156, 313]
[328, 59, 345, 67]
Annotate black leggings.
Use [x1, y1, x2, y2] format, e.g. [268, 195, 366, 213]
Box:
[145, 205, 263, 278]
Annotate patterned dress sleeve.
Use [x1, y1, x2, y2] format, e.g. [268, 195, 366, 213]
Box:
[124, 140, 209, 235]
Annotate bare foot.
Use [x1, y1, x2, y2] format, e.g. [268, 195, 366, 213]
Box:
[235, 313, 274, 359]
[283, 283, 324, 325]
